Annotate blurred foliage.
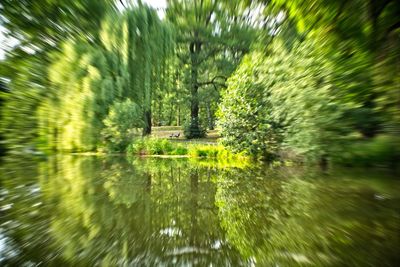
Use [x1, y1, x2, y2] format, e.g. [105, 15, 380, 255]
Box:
[218, 38, 345, 161]
[166, 0, 261, 138]
[102, 99, 143, 152]
[218, 0, 400, 164]
[0, 0, 116, 48]
[1, 3, 173, 152]
[39, 6, 173, 152]
[0, 0, 399, 167]
[183, 117, 207, 139]
[332, 135, 400, 168]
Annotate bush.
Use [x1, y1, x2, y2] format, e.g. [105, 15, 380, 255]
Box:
[217, 40, 345, 161]
[102, 99, 143, 152]
[127, 138, 248, 161]
[183, 117, 206, 139]
[332, 135, 400, 168]
[128, 138, 177, 155]
[171, 145, 188, 155]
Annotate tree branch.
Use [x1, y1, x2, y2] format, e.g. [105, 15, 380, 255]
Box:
[197, 75, 227, 88]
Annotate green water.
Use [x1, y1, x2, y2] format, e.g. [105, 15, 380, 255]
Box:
[0, 155, 399, 266]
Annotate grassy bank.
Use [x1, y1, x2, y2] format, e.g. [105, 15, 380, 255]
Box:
[127, 137, 247, 161]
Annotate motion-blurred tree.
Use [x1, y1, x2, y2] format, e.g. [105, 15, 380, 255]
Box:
[166, 0, 259, 138]
[37, 5, 174, 152]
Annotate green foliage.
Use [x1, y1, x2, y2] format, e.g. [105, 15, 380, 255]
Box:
[102, 100, 143, 152]
[167, 0, 259, 138]
[127, 137, 246, 161]
[187, 144, 245, 161]
[0, 0, 115, 48]
[332, 135, 400, 168]
[170, 145, 188, 155]
[32, 5, 174, 152]
[1, 0, 398, 170]
[183, 117, 206, 139]
[128, 138, 176, 155]
[0, 55, 46, 150]
[218, 38, 346, 161]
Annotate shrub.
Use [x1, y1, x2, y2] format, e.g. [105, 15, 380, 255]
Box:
[217, 39, 345, 161]
[128, 138, 178, 155]
[127, 139, 146, 154]
[171, 146, 188, 155]
[127, 138, 249, 161]
[102, 99, 143, 152]
[183, 118, 206, 139]
[332, 135, 400, 168]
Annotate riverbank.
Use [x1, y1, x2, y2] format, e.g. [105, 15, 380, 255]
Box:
[127, 137, 247, 161]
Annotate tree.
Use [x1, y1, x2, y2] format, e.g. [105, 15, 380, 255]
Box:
[269, 0, 400, 137]
[218, 38, 346, 161]
[0, 0, 116, 151]
[166, 0, 258, 138]
[37, 5, 174, 152]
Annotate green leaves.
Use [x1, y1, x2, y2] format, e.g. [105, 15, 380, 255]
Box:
[34, 5, 174, 152]
[218, 38, 345, 161]
[102, 99, 143, 152]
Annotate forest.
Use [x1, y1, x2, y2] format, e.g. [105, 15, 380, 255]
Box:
[0, 0, 399, 168]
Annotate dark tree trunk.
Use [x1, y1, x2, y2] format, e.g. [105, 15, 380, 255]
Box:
[143, 110, 152, 136]
[187, 38, 204, 138]
[190, 41, 200, 122]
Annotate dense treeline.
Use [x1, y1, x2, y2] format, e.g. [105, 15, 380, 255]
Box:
[38, 7, 173, 151]
[1, 3, 174, 152]
[0, 0, 399, 167]
[219, 0, 400, 166]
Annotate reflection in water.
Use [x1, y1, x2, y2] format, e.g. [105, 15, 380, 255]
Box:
[0, 155, 399, 266]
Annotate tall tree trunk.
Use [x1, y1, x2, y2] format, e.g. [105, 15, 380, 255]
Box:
[188, 39, 203, 138]
[190, 41, 199, 121]
[143, 34, 152, 136]
[143, 110, 152, 135]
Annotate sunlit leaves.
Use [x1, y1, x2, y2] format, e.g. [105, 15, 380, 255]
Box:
[218, 38, 345, 160]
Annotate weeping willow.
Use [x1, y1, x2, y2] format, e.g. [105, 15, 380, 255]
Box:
[38, 5, 174, 152]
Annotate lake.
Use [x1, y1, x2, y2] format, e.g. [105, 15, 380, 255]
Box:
[0, 155, 399, 266]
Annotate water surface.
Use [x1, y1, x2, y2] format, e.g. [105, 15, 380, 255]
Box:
[1, 155, 399, 266]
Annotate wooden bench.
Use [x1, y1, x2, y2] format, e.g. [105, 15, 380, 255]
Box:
[169, 132, 180, 138]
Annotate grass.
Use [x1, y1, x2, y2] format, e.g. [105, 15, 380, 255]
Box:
[127, 138, 188, 156]
[127, 137, 247, 161]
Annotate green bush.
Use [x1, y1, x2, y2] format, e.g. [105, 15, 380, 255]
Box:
[332, 135, 400, 168]
[127, 138, 248, 161]
[126, 138, 145, 154]
[217, 39, 345, 161]
[171, 146, 188, 155]
[183, 118, 206, 139]
[102, 99, 143, 152]
[128, 138, 178, 155]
